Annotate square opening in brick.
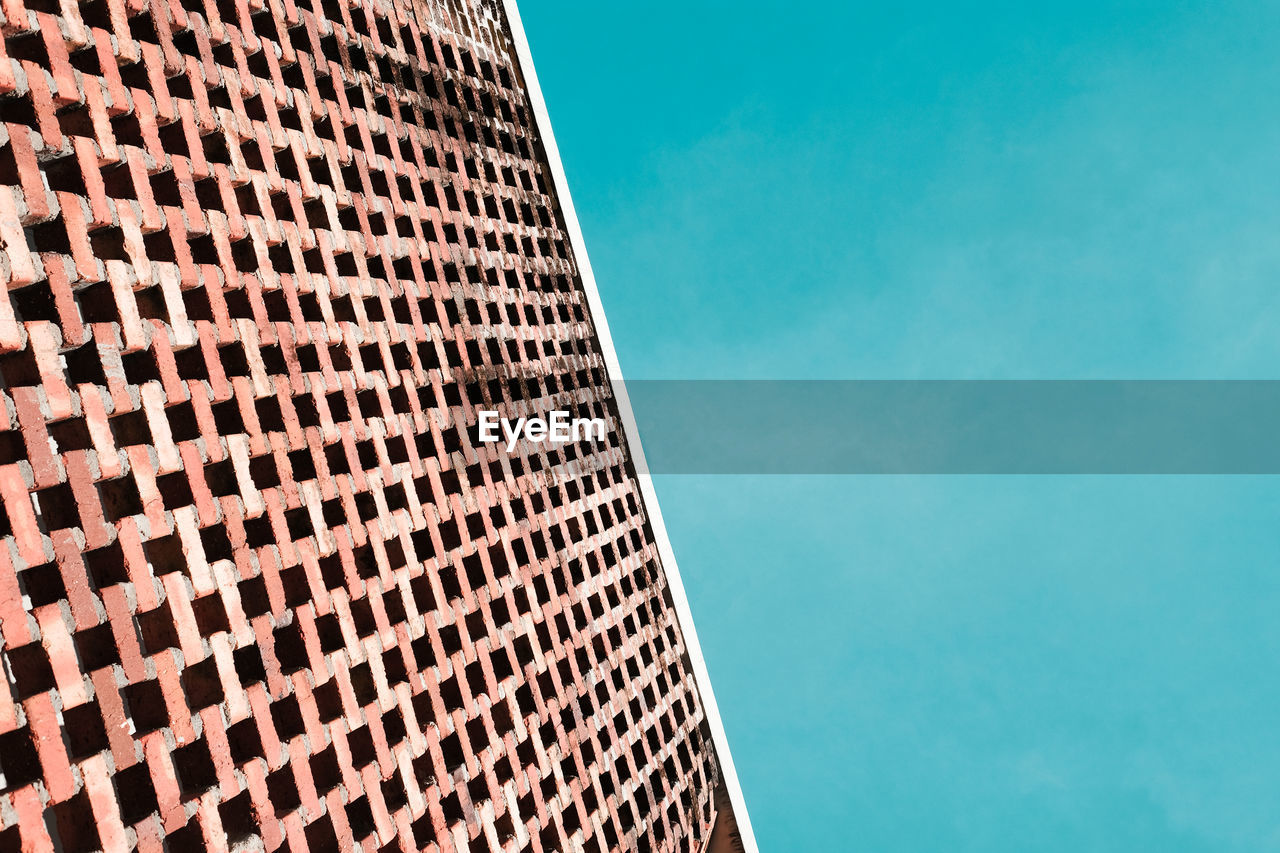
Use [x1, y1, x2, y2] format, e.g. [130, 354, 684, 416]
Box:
[5, 644, 54, 700]
[173, 739, 218, 798]
[266, 765, 302, 816]
[218, 789, 257, 844]
[63, 701, 110, 760]
[124, 679, 169, 736]
[51, 790, 100, 853]
[0, 727, 40, 792]
[113, 760, 159, 826]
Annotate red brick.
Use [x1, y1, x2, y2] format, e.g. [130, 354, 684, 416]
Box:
[24, 692, 75, 802]
[0, 2, 735, 850]
[19, 60, 60, 149]
[35, 13, 76, 106]
[81, 752, 130, 850]
[9, 786, 55, 853]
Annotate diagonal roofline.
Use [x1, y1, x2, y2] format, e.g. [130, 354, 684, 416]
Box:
[499, 3, 760, 850]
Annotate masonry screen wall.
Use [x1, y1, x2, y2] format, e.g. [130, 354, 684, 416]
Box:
[0, 1, 726, 850]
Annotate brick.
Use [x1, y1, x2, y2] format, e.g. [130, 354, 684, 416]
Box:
[35, 13, 76, 107]
[0, 2, 733, 850]
[82, 753, 130, 850]
[11, 389, 58, 492]
[0, 36, 16, 96]
[83, 667, 124, 755]
[19, 60, 61, 149]
[0, 183, 35, 286]
[35, 606, 86, 707]
[24, 691, 75, 802]
[6, 123, 48, 222]
[40, 254, 87, 346]
[0, 544, 28, 653]
[0, 464, 43, 568]
[25, 322, 72, 420]
[10, 786, 54, 853]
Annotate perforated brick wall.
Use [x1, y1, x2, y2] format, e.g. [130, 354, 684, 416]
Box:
[0, 1, 727, 850]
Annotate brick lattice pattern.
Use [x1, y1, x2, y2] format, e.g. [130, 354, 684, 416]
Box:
[0, 1, 724, 850]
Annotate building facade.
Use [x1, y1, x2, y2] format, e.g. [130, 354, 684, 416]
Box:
[0, 0, 748, 850]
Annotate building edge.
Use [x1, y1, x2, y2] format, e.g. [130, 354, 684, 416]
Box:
[498, 3, 760, 851]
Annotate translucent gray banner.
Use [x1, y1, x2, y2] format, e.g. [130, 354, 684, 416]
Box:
[612, 381, 1280, 474]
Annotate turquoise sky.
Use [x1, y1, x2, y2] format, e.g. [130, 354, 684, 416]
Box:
[520, 2, 1280, 850]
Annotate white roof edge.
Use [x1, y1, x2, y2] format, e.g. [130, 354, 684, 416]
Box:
[498, 3, 759, 850]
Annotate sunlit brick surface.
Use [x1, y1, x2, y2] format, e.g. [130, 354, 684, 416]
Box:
[0, 1, 723, 850]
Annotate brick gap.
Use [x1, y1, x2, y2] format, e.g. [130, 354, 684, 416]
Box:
[135, 603, 180, 655]
[347, 724, 375, 767]
[17, 560, 64, 608]
[97, 474, 143, 521]
[114, 760, 159, 825]
[5, 32, 47, 66]
[0, 347, 39, 387]
[68, 627, 118, 686]
[64, 700, 111, 760]
[48, 416, 92, 452]
[265, 765, 301, 816]
[51, 790, 101, 853]
[304, 813, 340, 853]
[225, 717, 262, 765]
[232, 644, 265, 688]
[172, 738, 218, 798]
[191, 593, 229, 635]
[87, 228, 130, 262]
[439, 732, 463, 771]
[239, 515, 272, 550]
[279, 563, 308, 604]
[33, 482, 79, 531]
[0, 727, 40, 791]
